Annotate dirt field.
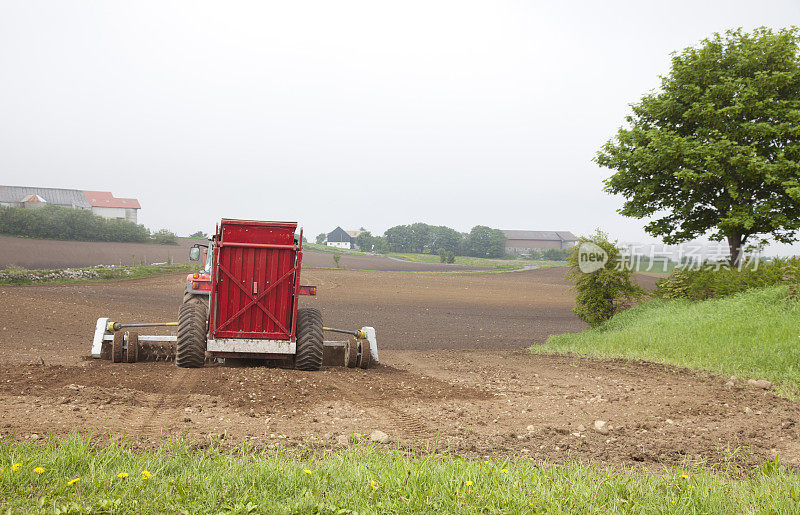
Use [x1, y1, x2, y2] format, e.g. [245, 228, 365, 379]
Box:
[1, 268, 797, 467]
[0, 235, 484, 272]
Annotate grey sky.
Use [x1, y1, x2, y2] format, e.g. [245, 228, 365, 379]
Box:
[1, 1, 799, 253]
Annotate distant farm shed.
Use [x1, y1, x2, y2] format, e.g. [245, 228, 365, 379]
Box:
[0, 186, 91, 210]
[326, 227, 366, 249]
[502, 230, 578, 254]
[83, 191, 141, 223]
[0, 185, 140, 223]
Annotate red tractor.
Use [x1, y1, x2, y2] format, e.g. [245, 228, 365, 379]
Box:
[179, 219, 375, 370]
[91, 219, 376, 370]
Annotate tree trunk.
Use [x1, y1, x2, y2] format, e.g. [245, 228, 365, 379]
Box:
[727, 233, 743, 267]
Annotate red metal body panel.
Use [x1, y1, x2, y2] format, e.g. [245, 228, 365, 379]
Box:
[208, 219, 302, 341]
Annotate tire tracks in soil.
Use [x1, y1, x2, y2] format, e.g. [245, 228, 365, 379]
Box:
[325, 373, 431, 438]
[111, 367, 201, 438]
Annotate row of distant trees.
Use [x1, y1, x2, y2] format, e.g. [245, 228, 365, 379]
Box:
[317, 223, 509, 258]
[0, 205, 178, 244]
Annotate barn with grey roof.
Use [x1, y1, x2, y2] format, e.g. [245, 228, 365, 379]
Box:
[502, 230, 577, 254]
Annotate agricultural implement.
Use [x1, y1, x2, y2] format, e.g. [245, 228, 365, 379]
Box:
[91, 219, 378, 370]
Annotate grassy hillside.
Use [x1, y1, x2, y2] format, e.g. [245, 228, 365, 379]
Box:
[1, 437, 798, 513]
[536, 286, 800, 397]
[386, 253, 565, 270]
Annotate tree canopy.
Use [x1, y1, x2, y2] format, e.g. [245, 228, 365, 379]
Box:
[596, 27, 800, 264]
[381, 222, 506, 257]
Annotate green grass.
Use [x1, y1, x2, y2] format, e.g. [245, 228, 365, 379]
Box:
[386, 252, 565, 271]
[304, 243, 369, 255]
[631, 260, 679, 274]
[0, 263, 195, 286]
[1, 437, 799, 513]
[536, 285, 800, 398]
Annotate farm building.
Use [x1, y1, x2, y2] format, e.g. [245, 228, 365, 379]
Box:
[0, 186, 140, 223]
[326, 227, 366, 249]
[83, 191, 141, 223]
[502, 230, 578, 254]
[0, 186, 92, 210]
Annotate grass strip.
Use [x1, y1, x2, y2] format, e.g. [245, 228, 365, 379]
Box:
[0, 437, 798, 513]
[0, 263, 194, 286]
[536, 285, 800, 398]
[386, 252, 566, 270]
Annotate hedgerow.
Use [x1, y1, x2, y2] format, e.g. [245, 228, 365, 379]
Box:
[0, 205, 150, 243]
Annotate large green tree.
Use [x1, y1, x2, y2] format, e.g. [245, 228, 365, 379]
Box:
[465, 225, 506, 258]
[596, 27, 800, 265]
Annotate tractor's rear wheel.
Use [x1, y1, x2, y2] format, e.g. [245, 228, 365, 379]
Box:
[294, 308, 323, 371]
[176, 302, 207, 368]
[183, 293, 209, 308]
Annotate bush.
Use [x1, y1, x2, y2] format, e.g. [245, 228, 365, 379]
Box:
[542, 248, 570, 261]
[151, 229, 178, 245]
[0, 205, 150, 242]
[567, 230, 646, 327]
[654, 258, 800, 301]
[437, 249, 456, 264]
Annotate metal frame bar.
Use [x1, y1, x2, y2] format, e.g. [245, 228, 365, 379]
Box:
[103, 334, 177, 342]
[218, 242, 300, 250]
[290, 228, 304, 340]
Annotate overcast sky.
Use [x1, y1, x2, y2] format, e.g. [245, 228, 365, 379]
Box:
[1, 1, 799, 253]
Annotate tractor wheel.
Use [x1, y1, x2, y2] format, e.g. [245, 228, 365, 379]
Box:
[112, 332, 125, 363]
[344, 337, 359, 368]
[294, 308, 323, 371]
[176, 302, 207, 368]
[183, 293, 209, 308]
[359, 339, 373, 369]
[125, 332, 139, 363]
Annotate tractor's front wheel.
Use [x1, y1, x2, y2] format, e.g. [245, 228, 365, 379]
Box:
[176, 302, 207, 368]
[294, 308, 323, 371]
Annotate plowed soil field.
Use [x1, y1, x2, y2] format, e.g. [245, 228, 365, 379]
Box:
[0, 235, 485, 272]
[1, 268, 798, 467]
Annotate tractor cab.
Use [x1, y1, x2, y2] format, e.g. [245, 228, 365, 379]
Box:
[186, 241, 213, 296]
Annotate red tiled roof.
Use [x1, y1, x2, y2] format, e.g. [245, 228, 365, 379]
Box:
[21, 194, 47, 203]
[83, 191, 141, 209]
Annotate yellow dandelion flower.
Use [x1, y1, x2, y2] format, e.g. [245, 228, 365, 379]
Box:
[370, 480, 379, 489]
[501, 468, 509, 474]
[117, 472, 129, 479]
[680, 474, 688, 479]
[68, 477, 80, 485]
[466, 480, 473, 486]
[483, 460, 490, 465]
[34, 467, 44, 474]
[11, 463, 21, 472]
[0, 468, 3, 474]
[141, 470, 151, 479]
[303, 469, 312, 475]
